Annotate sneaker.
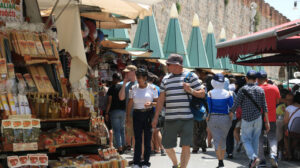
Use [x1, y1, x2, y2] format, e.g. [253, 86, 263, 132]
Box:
[161, 149, 166, 156]
[258, 160, 267, 167]
[192, 149, 198, 154]
[172, 163, 181, 168]
[151, 150, 157, 156]
[227, 153, 233, 159]
[237, 142, 243, 152]
[132, 165, 140, 168]
[142, 166, 150, 168]
[128, 160, 134, 166]
[218, 160, 225, 168]
[270, 157, 278, 168]
[250, 157, 260, 168]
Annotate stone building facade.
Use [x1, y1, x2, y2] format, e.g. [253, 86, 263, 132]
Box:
[129, 0, 291, 80]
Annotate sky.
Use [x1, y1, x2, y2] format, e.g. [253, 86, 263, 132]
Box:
[265, 0, 300, 20]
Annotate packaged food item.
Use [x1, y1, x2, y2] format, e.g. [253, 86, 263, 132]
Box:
[23, 119, 32, 143]
[1, 94, 11, 116]
[33, 33, 46, 57]
[103, 149, 110, 160]
[0, 58, 7, 78]
[2, 119, 14, 143]
[22, 95, 32, 115]
[24, 32, 38, 57]
[19, 155, 29, 166]
[66, 127, 89, 142]
[40, 134, 55, 147]
[38, 154, 48, 166]
[28, 154, 39, 166]
[31, 119, 40, 142]
[24, 73, 37, 92]
[13, 95, 20, 115]
[7, 93, 17, 115]
[111, 159, 118, 168]
[16, 73, 26, 88]
[7, 63, 15, 79]
[17, 94, 25, 115]
[7, 156, 20, 168]
[119, 159, 127, 168]
[12, 120, 23, 143]
[41, 33, 53, 57]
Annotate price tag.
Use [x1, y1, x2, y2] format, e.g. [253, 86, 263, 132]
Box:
[24, 55, 31, 61]
[48, 146, 56, 153]
[1, 73, 7, 79]
[100, 137, 107, 145]
[13, 142, 38, 152]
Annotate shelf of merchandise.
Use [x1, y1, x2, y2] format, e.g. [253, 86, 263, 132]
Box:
[40, 117, 90, 123]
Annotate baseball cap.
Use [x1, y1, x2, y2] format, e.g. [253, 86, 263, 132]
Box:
[166, 54, 183, 66]
[247, 70, 257, 78]
[213, 73, 225, 82]
[257, 70, 268, 79]
[123, 65, 137, 72]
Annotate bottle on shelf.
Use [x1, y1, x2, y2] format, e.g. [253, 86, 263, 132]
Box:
[61, 102, 70, 118]
[34, 93, 41, 118]
[40, 94, 49, 119]
[68, 93, 78, 118]
[78, 93, 85, 117]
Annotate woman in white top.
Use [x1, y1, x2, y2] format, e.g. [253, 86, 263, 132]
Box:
[283, 90, 300, 160]
[127, 68, 158, 168]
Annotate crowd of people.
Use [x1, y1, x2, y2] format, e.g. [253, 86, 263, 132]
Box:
[99, 54, 300, 168]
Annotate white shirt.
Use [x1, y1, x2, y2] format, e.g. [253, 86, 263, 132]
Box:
[286, 105, 300, 130]
[129, 84, 158, 110]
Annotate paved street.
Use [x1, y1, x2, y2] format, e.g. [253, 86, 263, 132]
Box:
[123, 142, 300, 168]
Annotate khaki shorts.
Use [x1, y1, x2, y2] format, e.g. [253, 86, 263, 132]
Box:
[162, 119, 194, 149]
[126, 116, 134, 137]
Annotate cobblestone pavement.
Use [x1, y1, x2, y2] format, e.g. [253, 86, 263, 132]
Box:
[123, 143, 300, 168]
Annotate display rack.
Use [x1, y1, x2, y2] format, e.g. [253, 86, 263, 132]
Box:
[0, 115, 106, 167]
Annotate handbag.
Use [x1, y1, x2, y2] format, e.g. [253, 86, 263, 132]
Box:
[241, 89, 265, 130]
[184, 72, 207, 121]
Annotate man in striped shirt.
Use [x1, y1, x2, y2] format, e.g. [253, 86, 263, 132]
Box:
[152, 54, 205, 168]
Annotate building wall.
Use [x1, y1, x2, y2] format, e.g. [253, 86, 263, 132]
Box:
[129, 0, 290, 80]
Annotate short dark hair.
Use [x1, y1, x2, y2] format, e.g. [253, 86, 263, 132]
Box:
[247, 76, 257, 81]
[112, 72, 122, 81]
[294, 90, 300, 104]
[136, 68, 148, 77]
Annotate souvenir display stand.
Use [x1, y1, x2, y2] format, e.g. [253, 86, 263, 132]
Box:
[0, 3, 128, 168]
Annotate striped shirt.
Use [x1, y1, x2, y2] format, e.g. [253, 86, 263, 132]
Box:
[160, 71, 202, 120]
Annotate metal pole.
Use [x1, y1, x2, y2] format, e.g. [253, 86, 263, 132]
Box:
[53, 0, 72, 23]
[44, 0, 60, 30]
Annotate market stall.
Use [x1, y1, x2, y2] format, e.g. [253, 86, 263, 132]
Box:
[0, 0, 159, 167]
[216, 19, 300, 87]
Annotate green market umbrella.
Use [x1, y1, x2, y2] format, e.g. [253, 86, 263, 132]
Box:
[133, 14, 164, 59]
[187, 14, 209, 68]
[205, 22, 222, 69]
[163, 3, 190, 67]
[101, 28, 130, 42]
[219, 28, 234, 71]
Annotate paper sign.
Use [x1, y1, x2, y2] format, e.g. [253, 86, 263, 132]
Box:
[0, 0, 23, 23]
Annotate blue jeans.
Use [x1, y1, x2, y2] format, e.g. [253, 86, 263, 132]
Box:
[241, 116, 262, 160]
[110, 109, 126, 148]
